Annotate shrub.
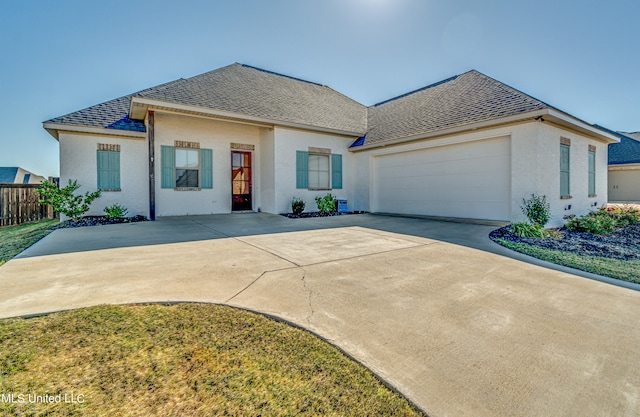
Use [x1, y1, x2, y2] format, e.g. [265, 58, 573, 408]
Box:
[291, 197, 305, 215]
[566, 214, 616, 234]
[599, 206, 640, 227]
[509, 222, 556, 238]
[521, 194, 550, 226]
[315, 193, 337, 215]
[104, 204, 128, 219]
[36, 179, 101, 221]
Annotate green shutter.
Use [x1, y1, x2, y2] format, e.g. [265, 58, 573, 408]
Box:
[331, 154, 342, 189]
[200, 148, 213, 189]
[560, 144, 570, 197]
[588, 150, 596, 195]
[296, 151, 308, 189]
[97, 150, 120, 190]
[161, 146, 175, 188]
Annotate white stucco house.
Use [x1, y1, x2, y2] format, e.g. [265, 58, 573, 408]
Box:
[43, 63, 619, 227]
[608, 131, 640, 202]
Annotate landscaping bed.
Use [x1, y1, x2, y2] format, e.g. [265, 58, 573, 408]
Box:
[52, 215, 147, 229]
[281, 211, 367, 219]
[490, 223, 640, 261]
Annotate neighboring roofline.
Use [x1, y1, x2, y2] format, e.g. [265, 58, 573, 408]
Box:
[129, 97, 365, 137]
[43, 122, 147, 141]
[350, 108, 619, 152]
[608, 163, 640, 170]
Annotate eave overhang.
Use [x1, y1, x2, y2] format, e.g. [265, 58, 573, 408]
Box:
[129, 97, 364, 138]
[350, 108, 620, 152]
[43, 122, 147, 141]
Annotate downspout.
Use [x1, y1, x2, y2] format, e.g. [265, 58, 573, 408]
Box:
[148, 110, 155, 220]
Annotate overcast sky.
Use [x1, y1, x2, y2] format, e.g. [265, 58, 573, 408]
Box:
[1, 0, 638, 177]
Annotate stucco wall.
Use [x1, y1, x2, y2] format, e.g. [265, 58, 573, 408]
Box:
[352, 120, 610, 227]
[59, 132, 149, 218]
[608, 166, 640, 202]
[273, 127, 357, 214]
[529, 122, 608, 227]
[259, 128, 276, 213]
[153, 112, 265, 216]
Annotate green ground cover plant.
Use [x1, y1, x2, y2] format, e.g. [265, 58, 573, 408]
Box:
[0, 304, 424, 417]
[0, 219, 58, 266]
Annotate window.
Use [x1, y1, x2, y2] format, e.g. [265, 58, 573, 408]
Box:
[161, 145, 213, 190]
[296, 150, 342, 190]
[308, 153, 330, 189]
[560, 143, 570, 198]
[97, 144, 120, 191]
[176, 148, 199, 188]
[588, 148, 596, 196]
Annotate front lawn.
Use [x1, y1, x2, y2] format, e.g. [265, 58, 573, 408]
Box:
[0, 219, 59, 266]
[0, 304, 423, 416]
[491, 223, 640, 284]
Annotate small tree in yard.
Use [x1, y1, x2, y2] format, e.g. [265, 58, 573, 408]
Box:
[37, 179, 101, 221]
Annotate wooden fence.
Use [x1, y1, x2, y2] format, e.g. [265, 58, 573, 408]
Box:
[0, 184, 54, 227]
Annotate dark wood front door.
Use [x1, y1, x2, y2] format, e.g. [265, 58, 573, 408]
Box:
[231, 151, 252, 211]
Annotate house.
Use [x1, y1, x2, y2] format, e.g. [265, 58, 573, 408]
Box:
[0, 167, 46, 185]
[608, 131, 640, 202]
[43, 63, 619, 227]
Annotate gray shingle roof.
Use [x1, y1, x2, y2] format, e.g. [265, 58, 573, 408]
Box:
[609, 131, 640, 165]
[45, 79, 186, 133]
[134, 63, 367, 133]
[363, 70, 550, 146]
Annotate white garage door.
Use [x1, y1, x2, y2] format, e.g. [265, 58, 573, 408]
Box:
[373, 137, 511, 221]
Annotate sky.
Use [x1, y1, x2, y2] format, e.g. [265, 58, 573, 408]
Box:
[1, 0, 638, 178]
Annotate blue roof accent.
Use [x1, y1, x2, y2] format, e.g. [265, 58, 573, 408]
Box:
[23, 174, 30, 184]
[105, 116, 146, 132]
[0, 167, 18, 183]
[241, 64, 324, 87]
[373, 75, 459, 107]
[349, 135, 366, 148]
[606, 130, 640, 165]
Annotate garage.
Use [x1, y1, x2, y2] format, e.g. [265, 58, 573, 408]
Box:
[372, 137, 511, 221]
[608, 167, 640, 202]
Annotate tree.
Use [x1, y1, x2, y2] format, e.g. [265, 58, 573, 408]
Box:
[37, 179, 101, 221]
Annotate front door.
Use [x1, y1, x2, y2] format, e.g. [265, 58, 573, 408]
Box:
[231, 151, 252, 211]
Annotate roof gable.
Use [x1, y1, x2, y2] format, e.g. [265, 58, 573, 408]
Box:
[362, 70, 550, 146]
[134, 63, 368, 134]
[609, 132, 640, 165]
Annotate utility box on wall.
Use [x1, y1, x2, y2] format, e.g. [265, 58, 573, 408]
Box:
[337, 199, 348, 213]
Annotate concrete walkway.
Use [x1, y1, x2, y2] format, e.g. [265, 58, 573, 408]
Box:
[1, 213, 640, 416]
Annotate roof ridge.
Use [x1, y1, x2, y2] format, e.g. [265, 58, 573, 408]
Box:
[372, 74, 459, 107]
[240, 63, 324, 87]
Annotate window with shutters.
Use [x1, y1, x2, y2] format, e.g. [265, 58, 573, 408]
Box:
[296, 150, 342, 190]
[161, 144, 213, 190]
[97, 144, 120, 191]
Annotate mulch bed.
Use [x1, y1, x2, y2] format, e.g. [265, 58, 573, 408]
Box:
[52, 215, 148, 229]
[280, 211, 368, 219]
[490, 224, 640, 261]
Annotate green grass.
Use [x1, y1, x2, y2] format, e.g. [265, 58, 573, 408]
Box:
[496, 239, 640, 284]
[0, 219, 58, 266]
[0, 304, 424, 416]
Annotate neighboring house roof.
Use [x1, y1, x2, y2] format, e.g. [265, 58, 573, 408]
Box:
[363, 70, 550, 146]
[44, 63, 617, 146]
[0, 167, 18, 183]
[609, 131, 640, 165]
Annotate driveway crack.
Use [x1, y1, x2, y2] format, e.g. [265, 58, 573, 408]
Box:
[224, 270, 267, 303]
[300, 269, 314, 327]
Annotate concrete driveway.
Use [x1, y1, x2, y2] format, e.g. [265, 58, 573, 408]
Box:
[1, 213, 640, 417]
